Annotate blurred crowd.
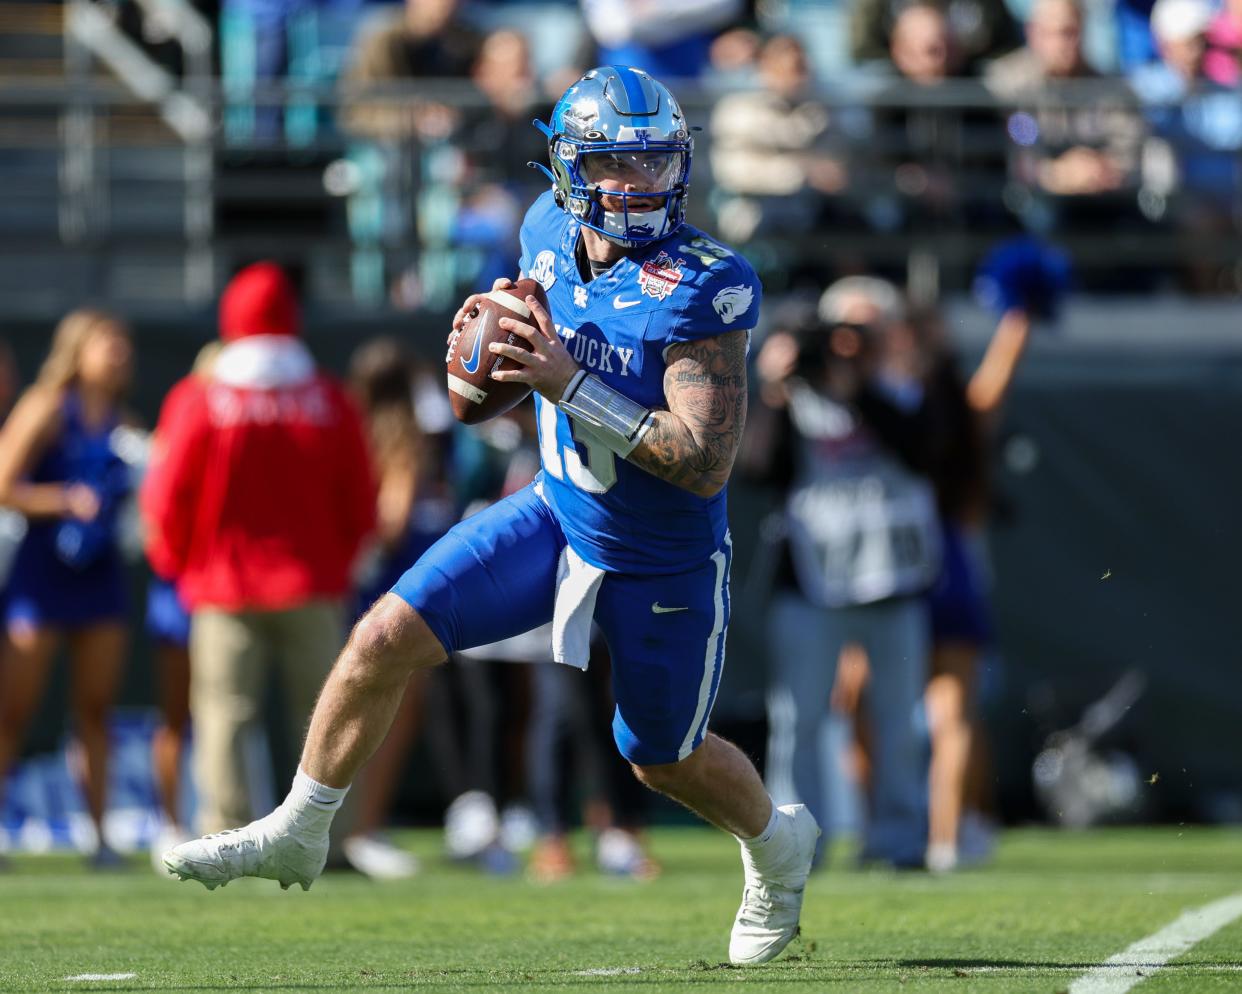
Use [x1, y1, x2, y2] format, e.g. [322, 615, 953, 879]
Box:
[103, 0, 1242, 299]
[0, 237, 1058, 875]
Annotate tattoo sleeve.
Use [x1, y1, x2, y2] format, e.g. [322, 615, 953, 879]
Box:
[627, 329, 749, 497]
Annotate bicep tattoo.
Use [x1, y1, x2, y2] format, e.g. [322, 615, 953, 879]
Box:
[628, 330, 749, 497]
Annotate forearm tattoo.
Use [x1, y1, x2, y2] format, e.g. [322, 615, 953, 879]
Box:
[628, 330, 749, 497]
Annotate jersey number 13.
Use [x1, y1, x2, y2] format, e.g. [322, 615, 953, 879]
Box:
[538, 398, 617, 494]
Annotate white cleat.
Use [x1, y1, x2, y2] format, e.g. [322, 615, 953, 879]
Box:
[163, 811, 327, 892]
[729, 803, 821, 966]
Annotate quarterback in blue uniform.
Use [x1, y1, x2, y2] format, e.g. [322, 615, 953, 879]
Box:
[167, 66, 819, 965]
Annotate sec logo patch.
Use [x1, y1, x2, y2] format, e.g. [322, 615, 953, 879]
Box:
[531, 250, 557, 291]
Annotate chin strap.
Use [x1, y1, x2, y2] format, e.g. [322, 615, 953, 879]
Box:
[557, 371, 654, 458]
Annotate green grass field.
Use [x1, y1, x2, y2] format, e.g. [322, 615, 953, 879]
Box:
[3, 827, 1242, 993]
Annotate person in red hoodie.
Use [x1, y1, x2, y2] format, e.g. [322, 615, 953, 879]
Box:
[141, 262, 376, 840]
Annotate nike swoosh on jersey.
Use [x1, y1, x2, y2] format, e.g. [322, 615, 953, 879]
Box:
[651, 603, 689, 614]
[613, 297, 642, 309]
[460, 326, 484, 374]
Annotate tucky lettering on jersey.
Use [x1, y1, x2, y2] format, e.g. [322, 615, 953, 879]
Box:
[531, 250, 557, 290]
[637, 252, 686, 300]
[711, 284, 755, 325]
[574, 285, 589, 308]
[556, 325, 636, 377]
[678, 236, 734, 269]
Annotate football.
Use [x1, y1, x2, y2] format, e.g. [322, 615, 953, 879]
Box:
[445, 278, 549, 425]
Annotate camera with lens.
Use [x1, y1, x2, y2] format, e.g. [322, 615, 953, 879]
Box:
[792, 319, 875, 380]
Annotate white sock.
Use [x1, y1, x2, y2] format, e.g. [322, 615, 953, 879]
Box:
[281, 767, 350, 834]
[738, 801, 810, 881]
[737, 803, 781, 848]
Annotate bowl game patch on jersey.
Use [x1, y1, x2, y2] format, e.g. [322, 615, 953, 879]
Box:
[638, 252, 686, 300]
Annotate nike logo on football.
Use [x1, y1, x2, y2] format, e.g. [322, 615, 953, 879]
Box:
[651, 603, 689, 614]
[460, 326, 483, 375]
[613, 297, 642, 309]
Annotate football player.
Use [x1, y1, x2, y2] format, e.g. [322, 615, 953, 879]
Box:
[166, 66, 818, 966]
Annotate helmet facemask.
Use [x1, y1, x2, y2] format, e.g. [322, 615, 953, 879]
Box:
[555, 141, 690, 246]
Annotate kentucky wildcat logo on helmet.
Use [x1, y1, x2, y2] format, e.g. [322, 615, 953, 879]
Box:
[532, 66, 693, 248]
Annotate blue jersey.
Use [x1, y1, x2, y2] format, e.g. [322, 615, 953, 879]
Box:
[518, 191, 761, 575]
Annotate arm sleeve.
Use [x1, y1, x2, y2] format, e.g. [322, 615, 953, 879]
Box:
[139, 378, 208, 579]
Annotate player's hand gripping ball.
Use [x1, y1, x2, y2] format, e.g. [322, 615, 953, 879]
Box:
[446, 278, 550, 424]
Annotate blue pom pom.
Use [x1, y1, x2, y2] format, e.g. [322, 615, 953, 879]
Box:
[973, 237, 1072, 322]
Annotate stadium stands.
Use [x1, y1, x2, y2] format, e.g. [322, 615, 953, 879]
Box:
[2, 0, 1241, 316]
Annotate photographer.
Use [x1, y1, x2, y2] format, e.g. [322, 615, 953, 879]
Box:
[741, 277, 941, 868]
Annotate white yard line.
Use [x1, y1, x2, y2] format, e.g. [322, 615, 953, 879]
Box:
[1068, 892, 1242, 994]
[65, 974, 137, 982]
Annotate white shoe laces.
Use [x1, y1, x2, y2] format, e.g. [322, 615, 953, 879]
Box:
[738, 882, 783, 924]
[201, 828, 249, 841]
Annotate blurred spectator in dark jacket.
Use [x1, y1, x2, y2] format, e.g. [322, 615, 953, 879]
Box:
[710, 35, 851, 247]
[141, 263, 376, 844]
[986, 0, 1144, 241]
[463, 29, 546, 180]
[851, 0, 1020, 72]
[451, 29, 555, 290]
[581, 0, 743, 81]
[1132, 0, 1242, 292]
[870, 3, 1001, 233]
[339, 0, 483, 142]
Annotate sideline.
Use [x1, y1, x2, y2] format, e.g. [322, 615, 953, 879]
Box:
[1068, 892, 1242, 994]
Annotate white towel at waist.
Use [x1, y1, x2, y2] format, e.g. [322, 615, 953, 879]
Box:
[551, 543, 605, 670]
